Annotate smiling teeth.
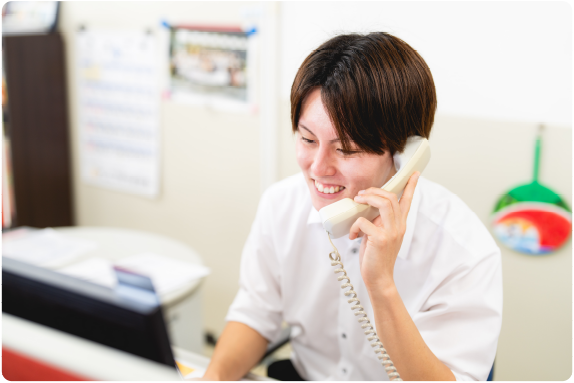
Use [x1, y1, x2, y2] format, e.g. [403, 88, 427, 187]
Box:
[314, 180, 344, 194]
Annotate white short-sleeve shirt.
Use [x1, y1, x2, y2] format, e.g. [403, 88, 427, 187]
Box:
[226, 173, 502, 381]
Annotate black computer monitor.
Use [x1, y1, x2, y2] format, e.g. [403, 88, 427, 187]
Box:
[2, 257, 176, 368]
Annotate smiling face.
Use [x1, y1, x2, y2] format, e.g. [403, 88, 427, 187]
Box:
[296, 88, 397, 211]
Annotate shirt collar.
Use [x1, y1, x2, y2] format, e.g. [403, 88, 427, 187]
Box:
[306, 182, 422, 260]
[307, 205, 323, 225]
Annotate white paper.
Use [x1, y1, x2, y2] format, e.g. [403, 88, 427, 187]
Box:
[115, 253, 211, 295]
[58, 257, 117, 288]
[76, 29, 160, 197]
[2, 228, 97, 268]
[57, 253, 210, 296]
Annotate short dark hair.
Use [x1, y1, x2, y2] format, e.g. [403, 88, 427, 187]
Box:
[290, 32, 437, 156]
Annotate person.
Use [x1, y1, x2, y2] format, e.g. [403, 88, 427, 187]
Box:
[203, 32, 502, 381]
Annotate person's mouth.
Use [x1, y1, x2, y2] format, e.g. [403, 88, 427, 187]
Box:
[313, 180, 346, 194]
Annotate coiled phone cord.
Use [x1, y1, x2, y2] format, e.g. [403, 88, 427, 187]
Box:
[327, 232, 402, 381]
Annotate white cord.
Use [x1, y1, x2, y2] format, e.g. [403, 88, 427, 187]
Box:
[326, 232, 402, 381]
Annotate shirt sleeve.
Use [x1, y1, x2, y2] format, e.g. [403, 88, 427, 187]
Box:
[412, 235, 503, 381]
[225, 189, 283, 343]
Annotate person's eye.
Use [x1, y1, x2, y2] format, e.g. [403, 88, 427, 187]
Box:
[337, 148, 361, 156]
[301, 136, 316, 144]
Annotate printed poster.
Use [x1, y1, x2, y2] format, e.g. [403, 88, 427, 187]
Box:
[168, 26, 257, 112]
[76, 29, 160, 197]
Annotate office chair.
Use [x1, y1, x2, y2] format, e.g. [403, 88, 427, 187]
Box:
[487, 362, 495, 381]
[263, 326, 291, 359]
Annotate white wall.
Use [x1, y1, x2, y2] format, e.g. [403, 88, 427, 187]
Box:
[281, 1, 572, 126]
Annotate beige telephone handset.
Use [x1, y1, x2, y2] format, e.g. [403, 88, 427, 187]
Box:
[319, 136, 431, 239]
[320, 136, 430, 381]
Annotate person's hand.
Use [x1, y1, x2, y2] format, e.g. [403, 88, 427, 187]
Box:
[349, 172, 420, 292]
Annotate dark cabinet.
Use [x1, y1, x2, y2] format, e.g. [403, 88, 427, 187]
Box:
[3, 33, 73, 227]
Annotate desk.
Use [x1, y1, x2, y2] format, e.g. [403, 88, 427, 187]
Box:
[53, 226, 205, 353]
[173, 347, 274, 381]
[3, 314, 272, 381]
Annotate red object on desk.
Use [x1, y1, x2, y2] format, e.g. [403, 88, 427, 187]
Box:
[2, 347, 88, 381]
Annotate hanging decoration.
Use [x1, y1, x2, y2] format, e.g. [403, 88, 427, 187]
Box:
[491, 125, 571, 255]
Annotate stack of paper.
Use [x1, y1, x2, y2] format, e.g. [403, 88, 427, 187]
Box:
[2, 228, 97, 268]
[57, 257, 117, 288]
[115, 253, 210, 295]
[58, 253, 211, 297]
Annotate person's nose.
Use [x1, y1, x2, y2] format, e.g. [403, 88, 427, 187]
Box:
[311, 145, 337, 178]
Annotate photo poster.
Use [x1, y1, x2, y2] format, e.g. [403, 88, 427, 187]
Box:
[167, 25, 258, 112]
[76, 29, 161, 198]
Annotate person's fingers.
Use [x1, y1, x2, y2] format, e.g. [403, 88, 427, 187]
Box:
[349, 216, 380, 240]
[357, 187, 401, 226]
[353, 192, 397, 230]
